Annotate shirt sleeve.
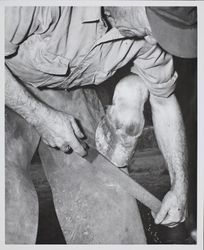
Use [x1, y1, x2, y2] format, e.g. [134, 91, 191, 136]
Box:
[5, 7, 60, 57]
[131, 42, 178, 97]
[5, 7, 38, 56]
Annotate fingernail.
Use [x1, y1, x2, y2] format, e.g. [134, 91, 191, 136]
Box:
[79, 132, 84, 138]
[80, 140, 88, 150]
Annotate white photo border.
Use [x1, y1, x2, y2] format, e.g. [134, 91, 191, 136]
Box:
[0, 1, 203, 250]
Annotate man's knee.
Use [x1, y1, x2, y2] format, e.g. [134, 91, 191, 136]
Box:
[108, 74, 149, 137]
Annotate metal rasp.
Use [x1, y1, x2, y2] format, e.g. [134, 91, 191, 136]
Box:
[84, 146, 162, 214]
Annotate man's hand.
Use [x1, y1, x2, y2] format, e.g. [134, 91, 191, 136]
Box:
[36, 109, 87, 157]
[149, 93, 188, 228]
[152, 189, 187, 228]
[6, 67, 87, 157]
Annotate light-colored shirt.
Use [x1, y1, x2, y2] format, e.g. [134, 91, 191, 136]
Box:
[5, 6, 177, 97]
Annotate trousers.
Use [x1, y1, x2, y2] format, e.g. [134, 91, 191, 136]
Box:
[5, 85, 146, 244]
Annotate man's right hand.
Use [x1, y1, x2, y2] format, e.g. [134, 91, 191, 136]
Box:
[6, 66, 87, 157]
[35, 109, 87, 157]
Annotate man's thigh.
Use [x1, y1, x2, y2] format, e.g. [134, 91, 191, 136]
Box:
[38, 142, 146, 244]
[5, 107, 40, 244]
[32, 86, 146, 243]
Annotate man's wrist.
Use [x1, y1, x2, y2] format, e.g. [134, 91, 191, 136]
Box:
[171, 176, 188, 198]
[6, 66, 52, 129]
[26, 102, 52, 129]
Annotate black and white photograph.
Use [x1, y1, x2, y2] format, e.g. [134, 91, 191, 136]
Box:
[2, 0, 203, 247]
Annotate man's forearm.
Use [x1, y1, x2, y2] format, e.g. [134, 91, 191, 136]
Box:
[150, 93, 188, 193]
[5, 66, 87, 156]
[5, 66, 50, 127]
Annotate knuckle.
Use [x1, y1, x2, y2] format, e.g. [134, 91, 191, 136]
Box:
[49, 142, 55, 147]
[43, 140, 49, 145]
[57, 141, 65, 148]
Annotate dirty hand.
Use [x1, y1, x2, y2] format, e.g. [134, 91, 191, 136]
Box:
[35, 108, 87, 157]
[151, 189, 187, 228]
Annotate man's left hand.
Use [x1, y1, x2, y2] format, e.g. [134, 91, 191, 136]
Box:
[151, 189, 187, 228]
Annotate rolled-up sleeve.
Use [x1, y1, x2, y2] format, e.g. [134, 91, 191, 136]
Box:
[131, 42, 178, 97]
